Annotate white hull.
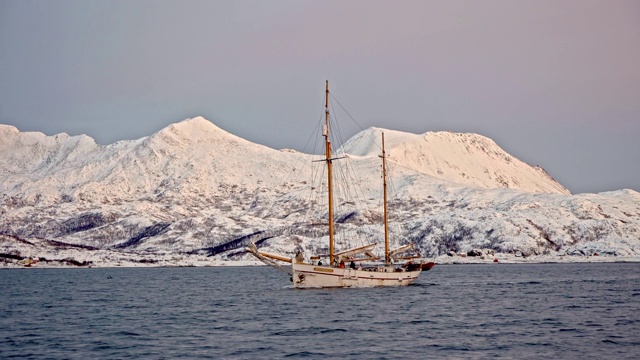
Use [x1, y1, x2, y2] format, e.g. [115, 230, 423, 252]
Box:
[291, 262, 421, 288]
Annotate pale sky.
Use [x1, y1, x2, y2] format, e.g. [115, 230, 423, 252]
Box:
[1, 0, 639, 194]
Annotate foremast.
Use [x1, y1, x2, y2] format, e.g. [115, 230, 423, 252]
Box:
[324, 80, 336, 266]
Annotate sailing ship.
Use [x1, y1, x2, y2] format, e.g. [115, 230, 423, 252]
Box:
[247, 81, 430, 288]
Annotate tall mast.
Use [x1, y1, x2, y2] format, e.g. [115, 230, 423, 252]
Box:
[382, 132, 390, 266]
[324, 80, 335, 266]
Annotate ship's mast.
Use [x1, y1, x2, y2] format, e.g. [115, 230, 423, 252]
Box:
[382, 132, 390, 266]
[324, 80, 336, 266]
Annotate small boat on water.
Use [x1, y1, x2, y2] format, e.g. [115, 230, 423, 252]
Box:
[247, 81, 433, 288]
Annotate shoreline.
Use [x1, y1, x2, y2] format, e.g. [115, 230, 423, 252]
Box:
[2, 253, 639, 269]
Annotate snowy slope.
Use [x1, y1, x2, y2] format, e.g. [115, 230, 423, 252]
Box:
[1, 117, 638, 267]
[342, 127, 569, 194]
[0, 117, 306, 204]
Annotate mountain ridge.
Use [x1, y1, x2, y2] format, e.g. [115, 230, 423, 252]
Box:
[1, 117, 569, 199]
[1, 116, 638, 267]
[342, 127, 569, 195]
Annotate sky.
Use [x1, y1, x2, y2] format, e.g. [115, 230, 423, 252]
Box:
[1, 0, 639, 194]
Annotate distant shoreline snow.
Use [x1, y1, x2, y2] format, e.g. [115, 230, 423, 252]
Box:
[3, 254, 639, 270]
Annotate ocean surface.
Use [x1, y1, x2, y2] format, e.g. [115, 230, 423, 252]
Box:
[1, 263, 639, 359]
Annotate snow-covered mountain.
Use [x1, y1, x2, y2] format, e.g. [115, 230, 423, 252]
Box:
[1, 117, 638, 267]
[342, 128, 569, 195]
[0, 118, 301, 204]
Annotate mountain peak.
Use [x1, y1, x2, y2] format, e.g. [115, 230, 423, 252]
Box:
[146, 117, 246, 148]
[164, 116, 225, 135]
[340, 127, 422, 157]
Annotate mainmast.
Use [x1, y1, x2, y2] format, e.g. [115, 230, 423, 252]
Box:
[324, 80, 336, 266]
[382, 132, 390, 266]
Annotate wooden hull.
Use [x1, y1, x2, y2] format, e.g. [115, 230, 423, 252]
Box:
[291, 262, 421, 288]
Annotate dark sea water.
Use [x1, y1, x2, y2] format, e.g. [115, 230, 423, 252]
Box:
[1, 263, 639, 359]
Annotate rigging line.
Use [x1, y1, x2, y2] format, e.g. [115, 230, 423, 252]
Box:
[261, 100, 326, 224]
[329, 92, 365, 131]
[327, 155, 363, 248]
[326, 101, 350, 207]
[331, 143, 363, 207]
[301, 163, 315, 226]
[310, 96, 328, 156]
[277, 95, 326, 190]
[284, 125, 322, 186]
[306, 106, 326, 227]
[329, 94, 386, 248]
[384, 154, 398, 199]
[384, 158, 407, 247]
[327, 101, 361, 245]
[330, 118, 369, 248]
[329, 92, 383, 152]
[328, 96, 354, 158]
[306, 156, 325, 226]
[330, 155, 374, 249]
[340, 157, 371, 228]
[334, 124, 383, 226]
[327, 100, 343, 154]
[352, 153, 375, 206]
[327, 93, 386, 249]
